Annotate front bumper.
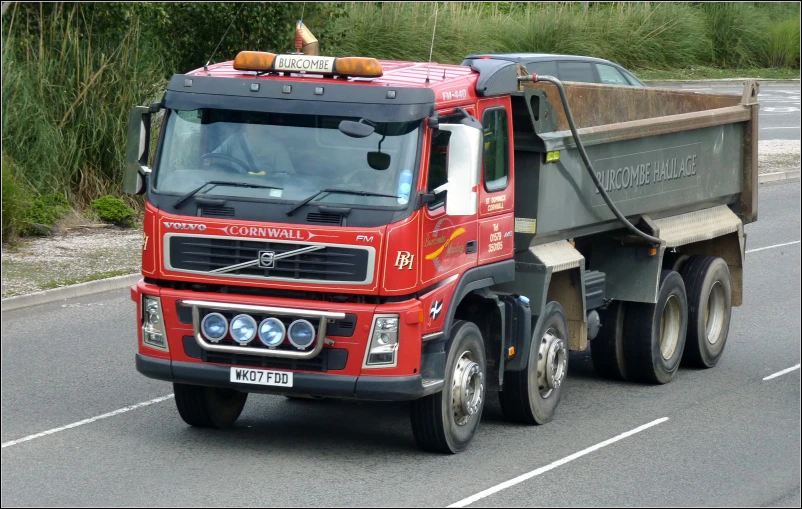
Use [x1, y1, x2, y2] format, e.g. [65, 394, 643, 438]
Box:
[136, 353, 427, 401]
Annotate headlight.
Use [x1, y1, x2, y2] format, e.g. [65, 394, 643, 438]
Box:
[258, 317, 286, 349]
[365, 314, 399, 367]
[142, 296, 168, 351]
[287, 319, 316, 350]
[230, 314, 257, 345]
[201, 312, 228, 343]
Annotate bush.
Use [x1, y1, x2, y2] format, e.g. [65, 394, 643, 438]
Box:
[1, 154, 33, 241]
[91, 195, 137, 226]
[26, 193, 71, 227]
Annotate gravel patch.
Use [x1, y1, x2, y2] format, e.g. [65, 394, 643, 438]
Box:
[759, 140, 801, 174]
[1, 229, 143, 298]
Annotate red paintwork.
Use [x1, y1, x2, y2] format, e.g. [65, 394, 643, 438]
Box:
[135, 55, 517, 383]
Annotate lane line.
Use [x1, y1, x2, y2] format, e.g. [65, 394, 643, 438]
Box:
[746, 241, 801, 254]
[1, 394, 174, 449]
[763, 364, 801, 381]
[448, 417, 670, 508]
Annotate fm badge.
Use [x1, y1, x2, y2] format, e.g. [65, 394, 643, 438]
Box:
[395, 251, 414, 270]
[430, 300, 443, 320]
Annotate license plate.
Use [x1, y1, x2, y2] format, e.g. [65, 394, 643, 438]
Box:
[230, 368, 293, 387]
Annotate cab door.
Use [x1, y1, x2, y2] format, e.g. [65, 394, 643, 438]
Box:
[419, 107, 480, 288]
[476, 97, 514, 265]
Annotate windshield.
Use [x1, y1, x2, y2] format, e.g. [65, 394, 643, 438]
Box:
[154, 109, 421, 207]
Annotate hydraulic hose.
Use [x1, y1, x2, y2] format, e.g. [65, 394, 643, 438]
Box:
[522, 74, 663, 247]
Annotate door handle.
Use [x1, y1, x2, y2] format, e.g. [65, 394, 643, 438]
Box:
[466, 240, 477, 254]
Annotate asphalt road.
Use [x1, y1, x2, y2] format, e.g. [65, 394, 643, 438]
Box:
[659, 82, 801, 141]
[2, 182, 800, 507]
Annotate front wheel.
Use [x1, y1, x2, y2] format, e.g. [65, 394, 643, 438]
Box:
[173, 383, 248, 429]
[500, 301, 569, 425]
[410, 321, 487, 454]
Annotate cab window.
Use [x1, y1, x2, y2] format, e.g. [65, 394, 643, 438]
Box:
[482, 108, 509, 192]
[426, 129, 450, 209]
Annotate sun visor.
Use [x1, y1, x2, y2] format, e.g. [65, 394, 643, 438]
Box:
[165, 75, 435, 122]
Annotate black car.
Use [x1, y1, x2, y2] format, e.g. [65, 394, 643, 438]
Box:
[462, 53, 647, 87]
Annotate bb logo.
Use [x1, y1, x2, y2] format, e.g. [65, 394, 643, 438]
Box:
[395, 251, 414, 270]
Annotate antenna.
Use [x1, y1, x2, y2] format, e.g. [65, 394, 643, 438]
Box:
[205, 3, 245, 71]
[425, 3, 439, 84]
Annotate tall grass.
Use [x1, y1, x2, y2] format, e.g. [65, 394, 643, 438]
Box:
[1, 3, 166, 207]
[0, 1, 798, 240]
[762, 17, 801, 68]
[324, 2, 799, 71]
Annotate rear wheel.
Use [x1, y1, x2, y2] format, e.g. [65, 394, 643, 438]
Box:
[410, 321, 486, 454]
[623, 270, 688, 384]
[174, 383, 248, 429]
[500, 301, 569, 424]
[591, 300, 629, 381]
[679, 256, 732, 368]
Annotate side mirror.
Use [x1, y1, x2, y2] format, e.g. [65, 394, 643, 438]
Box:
[433, 122, 483, 216]
[124, 106, 152, 195]
[367, 151, 391, 170]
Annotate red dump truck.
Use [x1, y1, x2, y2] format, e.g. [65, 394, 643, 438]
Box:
[128, 30, 759, 453]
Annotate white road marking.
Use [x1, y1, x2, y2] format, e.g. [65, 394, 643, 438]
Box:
[763, 364, 801, 381]
[746, 241, 801, 254]
[760, 126, 800, 130]
[1, 394, 174, 449]
[448, 418, 670, 508]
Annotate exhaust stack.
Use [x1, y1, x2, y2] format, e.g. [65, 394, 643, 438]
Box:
[296, 21, 319, 56]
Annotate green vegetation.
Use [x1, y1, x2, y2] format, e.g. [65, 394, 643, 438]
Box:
[41, 269, 133, 290]
[638, 67, 800, 81]
[2, 2, 799, 241]
[91, 195, 137, 226]
[1, 155, 32, 240]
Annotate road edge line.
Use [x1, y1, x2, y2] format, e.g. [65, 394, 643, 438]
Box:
[447, 417, 670, 508]
[1, 394, 174, 449]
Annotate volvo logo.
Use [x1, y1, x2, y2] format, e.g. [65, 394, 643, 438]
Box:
[164, 222, 207, 231]
[259, 251, 276, 268]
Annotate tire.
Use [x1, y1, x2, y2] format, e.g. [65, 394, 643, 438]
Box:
[500, 301, 569, 424]
[623, 270, 688, 384]
[410, 321, 487, 454]
[679, 256, 732, 368]
[591, 300, 629, 381]
[173, 383, 248, 429]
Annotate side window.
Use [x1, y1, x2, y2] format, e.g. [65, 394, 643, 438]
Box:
[595, 64, 629, 85]
[622, 69, 645, 87]
[482, 108, 509, 192]
[427, 129, 451, 209]
[557, 61, 595, 83]
[527, 61, 557, 78]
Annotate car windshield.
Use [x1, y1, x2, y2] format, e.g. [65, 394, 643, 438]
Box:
[154, 109, 421, 207]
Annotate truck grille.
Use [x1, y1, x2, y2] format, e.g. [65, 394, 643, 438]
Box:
[166, 235, 372, 284]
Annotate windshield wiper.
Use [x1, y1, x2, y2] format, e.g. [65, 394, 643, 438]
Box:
[174, 181, 280, 209]
[286, 188, 400, 216]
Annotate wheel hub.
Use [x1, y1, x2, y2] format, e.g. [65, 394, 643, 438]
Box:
[537, 329, 567, 398]
[452, 352, 483, 426]
[660, 295, 682, 360]
[705, 281, 726, 345]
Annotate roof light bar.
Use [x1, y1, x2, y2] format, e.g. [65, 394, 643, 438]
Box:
[232, 51, 383, 78]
